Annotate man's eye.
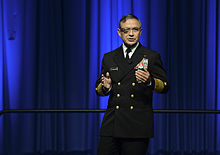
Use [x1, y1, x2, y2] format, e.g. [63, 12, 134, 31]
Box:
[121, 28, 130, 32]
[120, 27, 141, 33]
[132, 28, 139, 31]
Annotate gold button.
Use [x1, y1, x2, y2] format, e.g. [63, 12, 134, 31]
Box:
[131, 94, 134, 98]
[116, 105, 119, 110]
[118, 82, 121, 86]
[164, 82, 167, 86]
[132, 83, 135, 86]
[130, 105, 134, 110]
[95, 88, 98, 90]
[117, 94, 120, 98]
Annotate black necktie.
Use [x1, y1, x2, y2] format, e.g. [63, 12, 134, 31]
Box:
[125, 48, 131, 62]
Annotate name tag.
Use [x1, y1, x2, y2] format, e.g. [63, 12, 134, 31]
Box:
[110, 67, 118, 71]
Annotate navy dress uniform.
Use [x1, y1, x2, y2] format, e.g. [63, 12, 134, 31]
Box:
[96, 43, 169, 154]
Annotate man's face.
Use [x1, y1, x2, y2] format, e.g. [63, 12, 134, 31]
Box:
[117, 19, 142, 46]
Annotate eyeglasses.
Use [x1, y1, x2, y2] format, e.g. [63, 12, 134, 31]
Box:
[120, 27, 142, 33]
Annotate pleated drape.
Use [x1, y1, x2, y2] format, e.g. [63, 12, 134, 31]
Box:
[0, 0, 220, 154]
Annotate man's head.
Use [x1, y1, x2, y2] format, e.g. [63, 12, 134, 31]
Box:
[117, 14, 142, 47]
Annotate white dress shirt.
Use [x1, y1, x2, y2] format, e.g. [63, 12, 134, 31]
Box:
[122, 42, 139, 59]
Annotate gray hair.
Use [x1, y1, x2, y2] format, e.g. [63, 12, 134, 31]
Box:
[119, 14, 141, 28]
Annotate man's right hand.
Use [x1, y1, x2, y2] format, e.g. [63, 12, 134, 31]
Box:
[101, 72, 111, 89]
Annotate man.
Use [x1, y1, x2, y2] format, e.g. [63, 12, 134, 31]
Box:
[95, 14, 169, 155]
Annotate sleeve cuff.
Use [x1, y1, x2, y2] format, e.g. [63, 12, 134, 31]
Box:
[95, 83, 111, 96]
[153, 78, 168, 93]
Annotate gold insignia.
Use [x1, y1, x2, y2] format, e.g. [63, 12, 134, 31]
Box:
[96, 83, 105, 96]
[153, 78, 164, 93]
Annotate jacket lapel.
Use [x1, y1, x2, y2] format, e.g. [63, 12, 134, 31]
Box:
[112, 46, 129, 82]
[129, 43, 145, 70]
[113, 44, 147, 82]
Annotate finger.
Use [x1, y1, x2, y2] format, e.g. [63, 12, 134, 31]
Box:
[143, 68, 148, 72]
[101, 75, 105, 83]
[106, 72, 110, 78]
[137, 69, 149, 76]
[136, 70, 146, 76]
[137, 69, 148, 74]
[135, 73, 144, 80]
[137, 75, 146, 82]
[136, 71, 149, 79]
[136, 72, 148, 82]
[136, 74, 146, 82]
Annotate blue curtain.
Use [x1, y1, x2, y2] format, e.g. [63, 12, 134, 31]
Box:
[0, 0, 220, 154]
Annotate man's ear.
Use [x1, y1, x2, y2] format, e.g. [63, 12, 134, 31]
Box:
[140, 29, 143, 35]
[117, 28, 122, 37]
[138, 29, 142, 38]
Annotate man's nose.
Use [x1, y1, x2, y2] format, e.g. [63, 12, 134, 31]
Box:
[129, 31, 134, 36]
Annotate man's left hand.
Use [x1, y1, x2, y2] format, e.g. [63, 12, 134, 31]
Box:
[135, 68, 150, 83]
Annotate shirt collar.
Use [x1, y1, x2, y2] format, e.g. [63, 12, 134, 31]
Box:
[122, 42, 139, 58]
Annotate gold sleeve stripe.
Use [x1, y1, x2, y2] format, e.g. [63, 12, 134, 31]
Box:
[96, 83, 105, 96]
[153, 78, 164, 93]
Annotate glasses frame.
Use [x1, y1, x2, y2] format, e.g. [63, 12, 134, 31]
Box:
[119, 27, 142, 34]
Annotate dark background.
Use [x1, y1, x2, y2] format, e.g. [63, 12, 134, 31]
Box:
[0, 0, 220, 154]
